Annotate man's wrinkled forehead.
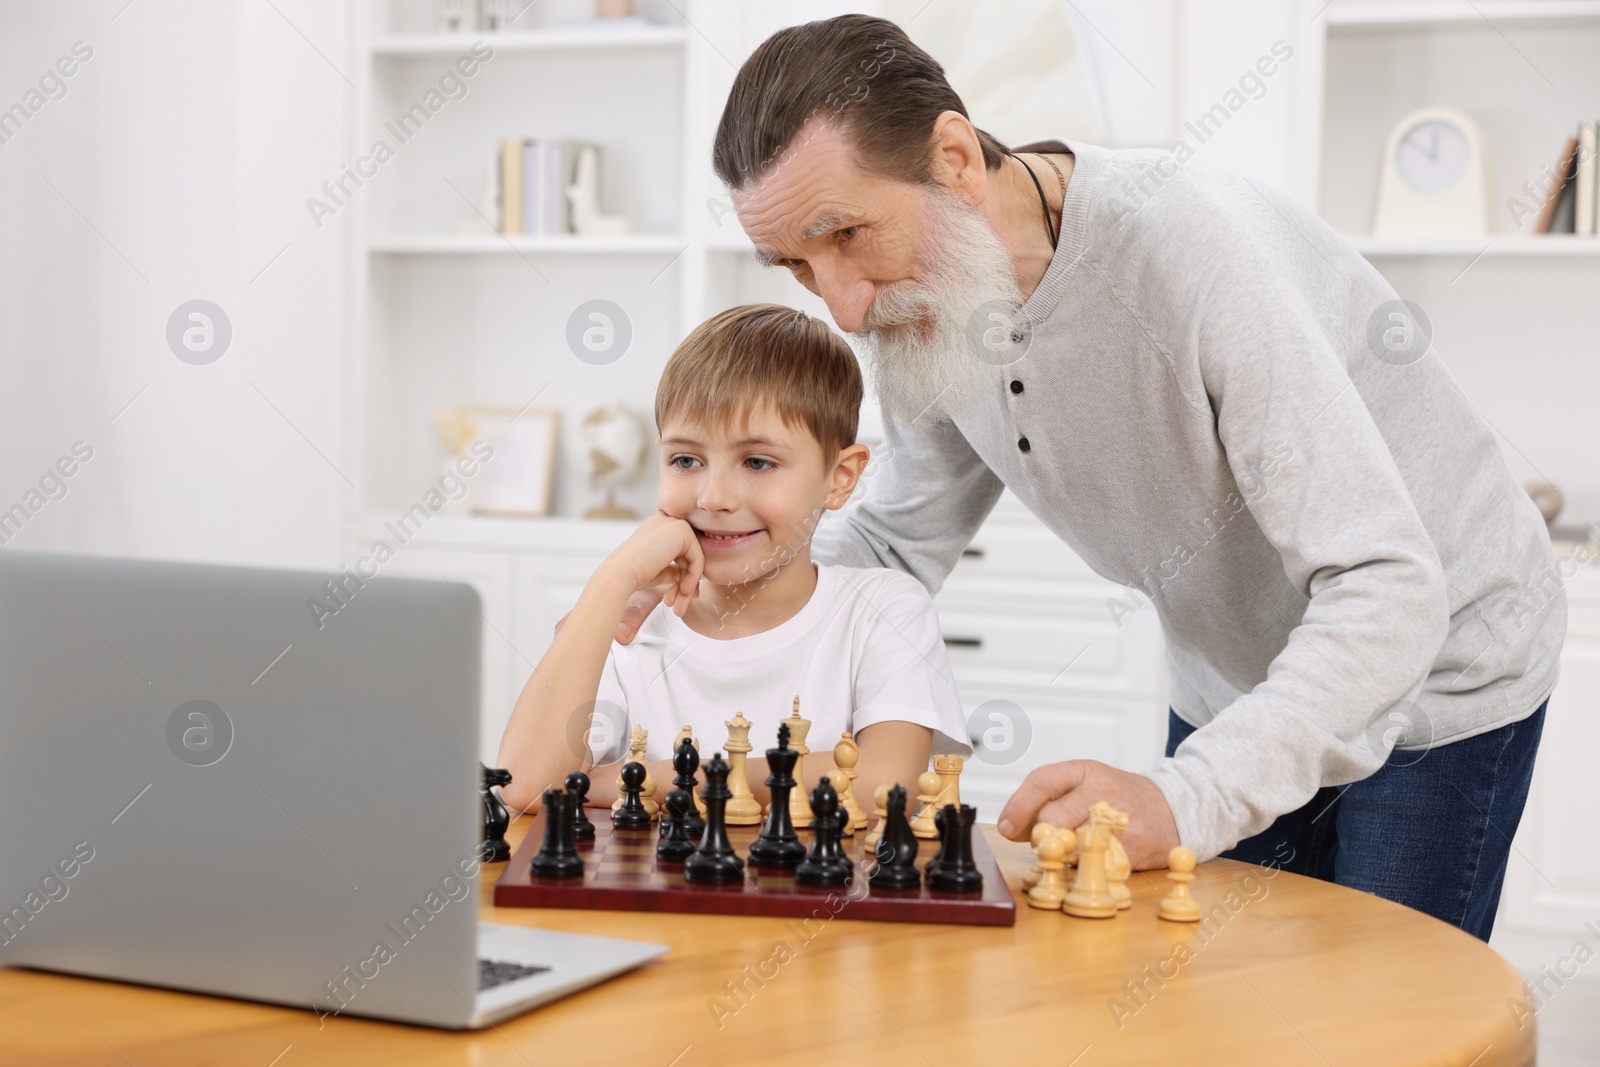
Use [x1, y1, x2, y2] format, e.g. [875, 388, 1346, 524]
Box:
[733, 120, 866, 256]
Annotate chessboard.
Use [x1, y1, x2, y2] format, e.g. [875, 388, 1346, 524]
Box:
[493, 814, 1016, 927]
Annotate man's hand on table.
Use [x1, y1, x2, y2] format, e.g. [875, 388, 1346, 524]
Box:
[997, 760, 1181, 870]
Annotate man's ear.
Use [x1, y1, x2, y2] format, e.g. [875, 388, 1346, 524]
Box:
[825, 443, 871, 511]
[929, 110, 990, 205]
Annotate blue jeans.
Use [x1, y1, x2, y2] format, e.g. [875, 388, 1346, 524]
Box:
[1165, 699, 1547, 941]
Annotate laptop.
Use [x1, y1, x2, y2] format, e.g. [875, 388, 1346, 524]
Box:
[0, 549, 666, 1030]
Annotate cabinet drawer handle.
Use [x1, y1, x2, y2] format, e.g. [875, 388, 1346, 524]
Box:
[961, 547, 986, 559]
[942, 635, 983, 648]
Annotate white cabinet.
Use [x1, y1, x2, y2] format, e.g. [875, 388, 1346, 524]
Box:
[1500, 557, 1600, 936]
[346, 516, 632, 765]
[936, 493, 1169, 816]
[367, 544, 517, 766]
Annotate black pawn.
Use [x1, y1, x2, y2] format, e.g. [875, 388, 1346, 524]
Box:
[795, 777, 851, 888]
[670, 736, 706, 837]
[685, 753, 745, 885]
[480, 763, 512, 863]
[656, 788, 697, 863]
[565, 771, 595, 842]
[611, 761, 653, 829]
[928, 804, 984, 893]
[530, 789, 584, 878]
[869, 784, 922, 891]
[925, 807, 947, 879]
[748, 722, 806, 869]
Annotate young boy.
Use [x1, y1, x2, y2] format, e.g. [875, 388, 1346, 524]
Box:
[497, 303, 970, 815]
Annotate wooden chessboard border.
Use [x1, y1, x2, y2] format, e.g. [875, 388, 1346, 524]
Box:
[493, 814, 1017, 926]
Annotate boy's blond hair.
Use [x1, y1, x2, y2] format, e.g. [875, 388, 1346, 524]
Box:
[655, 303, 863, 459]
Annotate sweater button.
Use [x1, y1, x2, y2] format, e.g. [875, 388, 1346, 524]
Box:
[1018, 437, 1031, 453]
[1010, 380, 1024, 394]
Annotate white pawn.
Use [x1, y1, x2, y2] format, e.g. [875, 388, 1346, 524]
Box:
[833, 731, 869, 830]
[910, 771, 941, 839]
[1022, 822, 1051, 891]
[1159, 847, 1202, 923]
[1027, 826, 1076, 911]
[864, 784, 889, 853]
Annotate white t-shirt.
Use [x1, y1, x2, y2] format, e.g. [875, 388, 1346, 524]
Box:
[587, 563, 972, 767]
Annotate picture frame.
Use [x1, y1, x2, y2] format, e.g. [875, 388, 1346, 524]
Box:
[461, 405, 560, 517]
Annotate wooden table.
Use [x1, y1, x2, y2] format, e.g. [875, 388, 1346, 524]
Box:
[0, 818, 1535, 1067]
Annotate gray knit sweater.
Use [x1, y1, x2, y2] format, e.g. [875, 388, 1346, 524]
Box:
[811, 137, 1566, 860]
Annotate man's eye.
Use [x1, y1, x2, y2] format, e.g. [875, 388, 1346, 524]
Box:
[837, 226, 858, 241]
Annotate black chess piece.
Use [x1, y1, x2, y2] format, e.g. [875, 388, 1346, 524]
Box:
[928, 804, 984, 893]
[684, 753, 745, 885]
[480, 763, 513, 863]
[869, 784, 922, 891]
[564, 771, 595, 842]
[795, 777, 851, 888]
[530, 789, 584, 878]
[924, 807, 947, 879]
[656, 788, 697, 863]
[748, 722, 806, 869]
[612, 761, 653, 829]
[670, 736, 706, 838]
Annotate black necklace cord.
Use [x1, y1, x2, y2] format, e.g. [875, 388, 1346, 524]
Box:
[1015, 153, 1058, 250]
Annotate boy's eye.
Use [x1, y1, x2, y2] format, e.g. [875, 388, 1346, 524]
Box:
[745, 457, 775, 472]
[669, 455, 700, 471]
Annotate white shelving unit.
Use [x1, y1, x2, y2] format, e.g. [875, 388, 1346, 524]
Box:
[1287, 0, 1600, 511]
[1288, 0, 1600, 966]
[369, 24, 689, 55]
[1321, 1, 1600, 28]
[343, 0, 717, 761]
[366, 233, 688, 254]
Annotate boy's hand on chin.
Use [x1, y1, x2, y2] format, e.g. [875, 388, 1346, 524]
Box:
[605, 514, 705, 617]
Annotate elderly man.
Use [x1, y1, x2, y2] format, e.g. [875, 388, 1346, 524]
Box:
[620, 14, 1564, 940]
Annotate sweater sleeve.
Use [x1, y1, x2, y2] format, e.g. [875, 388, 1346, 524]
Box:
[1143, 239, 1452, 861]
[811, 407, 1006, 595]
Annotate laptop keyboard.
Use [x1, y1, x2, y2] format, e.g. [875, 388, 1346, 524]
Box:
[478, 958, 552, 992]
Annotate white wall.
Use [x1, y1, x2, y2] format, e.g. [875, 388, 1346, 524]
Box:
[0, 0, 347, 568]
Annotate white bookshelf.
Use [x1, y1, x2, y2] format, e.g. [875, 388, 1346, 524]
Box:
[340, 1, 843, 761]
[1323, 1, 1600, 28]
[349, 0, 704, 525]
[370, 24, 688, 55]
[367, 233, 688, 254]
[1289, 0, 1600, 508]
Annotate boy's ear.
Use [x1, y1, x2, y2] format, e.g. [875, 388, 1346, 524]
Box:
[824, 443, 871, 511]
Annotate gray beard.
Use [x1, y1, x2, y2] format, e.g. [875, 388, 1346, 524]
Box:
[851, 190, 1025, 427]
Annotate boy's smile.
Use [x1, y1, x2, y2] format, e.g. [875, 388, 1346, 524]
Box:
[693, 527, 766, 550]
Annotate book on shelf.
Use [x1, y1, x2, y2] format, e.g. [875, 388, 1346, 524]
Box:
[495, 138, 603, 236]
[1535, 135, 1579, 235]
[1576, 121, 1597, 237]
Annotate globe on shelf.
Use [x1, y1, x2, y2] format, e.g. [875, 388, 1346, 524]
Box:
[582, 405, 651, 520]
